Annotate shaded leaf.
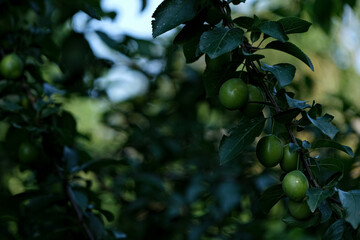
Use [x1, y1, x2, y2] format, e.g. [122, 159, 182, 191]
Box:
[72, 189, 88, 212]
[307, 113, 339, 139]
[282, 212, 320, 228]
[97, 208, 115, 222]
[285, 94, 310, 109]
[174, 22, 210, 44]
[259, 21, 288, 42]
[219, 116, 265, 165]
[318, 200, 332, 223]
[202, 54, 239, 97]
[318, 158, 344, 173]
[274, 108, 301, 124]
[0, 101, 22, 112]
[338, 189, 360, 229]
[259, 184, 284, 213]
[306, 188, 335, 212]
[242, 49, 264, 61]
[263, 41, 314, 71]
[262, 63, 296, 88]
[312, 139, 353, 157]
[323, 219, 346, 240]
[233, 16, 255, 29]
[152, 0, 199, 38]
[200, 27, 244, 59]
[86, 212, 105, 239]
[278, 17, 312, 34]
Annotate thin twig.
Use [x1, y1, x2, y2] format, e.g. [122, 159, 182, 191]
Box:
[55, 164, 95, 240]
[66, 185, 95, 240]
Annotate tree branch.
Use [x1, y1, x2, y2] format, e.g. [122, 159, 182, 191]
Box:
[245, 60, 321, 188]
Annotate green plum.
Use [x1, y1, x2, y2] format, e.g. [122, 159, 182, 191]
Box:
[219, 78, 248, 110]
[256, 135, 283, 167]
[282, 170, 309, 201]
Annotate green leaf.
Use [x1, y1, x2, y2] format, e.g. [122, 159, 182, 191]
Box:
[200, 27, 244, 59]
[174, 22, 210, 44]
[219, 116, 265, 165]
[338, 189, 360, 229]
[97, 208, 115, 222]
[86, 212, 105, 239]
[233, 16, 254, 29]
[263, 41, 314, 71]
[323, 219, 346, 240]
[285, 94, 310, 109]
[0, 101, 22, 112]
[262, 63, 296, 88]
[250, 31, 261, 43]
[274, 108, 301, 124]
[277, 17, 312, 34]
[152, 0, 200, 38]
[306, 188, 335, 212]
[72, 189, 88, 212]
[259, 184, 284, 213]
[312, 139, 354, 157]
[242, 49, 264, 61]
[318, 158, 344, 173]
[307, 113, 339, 139]
[282, 212, 320, 228]
[183, 39, 203, 63]
[259, 21, 288, 42]
[318, 200, 332, 223]
[179, 25, 210, 63]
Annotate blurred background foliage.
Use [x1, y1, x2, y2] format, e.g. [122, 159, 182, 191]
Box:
[0, 0, 360, 239]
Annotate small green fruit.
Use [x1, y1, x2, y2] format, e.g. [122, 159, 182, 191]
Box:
[18, 142, 38, 163]
[256, 135, 283, 167]
[280, 144, 299, 172]
[243, 84, 264, 117]
[0, 53, 24, 79]
[282, 170, 309, 201]
[219, 78, 248, 110]
[288, 199, 312, 220]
